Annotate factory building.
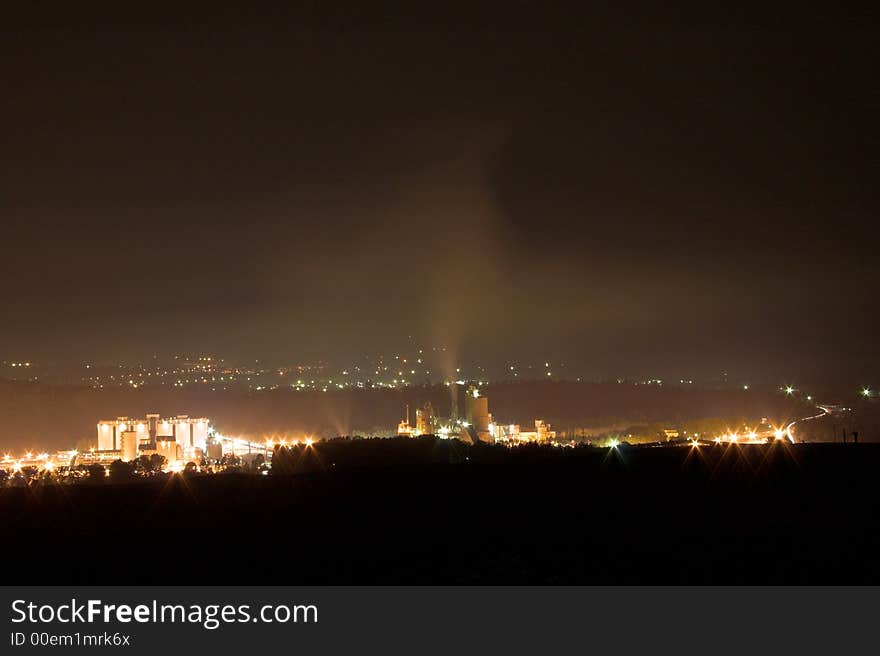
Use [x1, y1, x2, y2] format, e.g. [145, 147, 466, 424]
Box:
[415, 402, 436, 436]
[120, 430, 139, 462]
[397, 405, 414, 436]
[398, 402, 438, 437]
[394, 385, 554, 446]
[147, 438, 183, 465]
[463, 386, 493, 444]
[495, 419, 556, 443]
[96, 417, 146, 452]
[96, 414, 209, 462]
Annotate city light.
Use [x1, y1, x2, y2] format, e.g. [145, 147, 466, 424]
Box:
[784, 386, 795, 395]
[862, 388, 872, 397]
[609, 438, 619, 449]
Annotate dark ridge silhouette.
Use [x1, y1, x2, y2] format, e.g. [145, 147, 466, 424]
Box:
[2, 439, 878, 584]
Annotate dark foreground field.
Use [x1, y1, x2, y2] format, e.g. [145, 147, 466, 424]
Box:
[3, 440, 879, 584]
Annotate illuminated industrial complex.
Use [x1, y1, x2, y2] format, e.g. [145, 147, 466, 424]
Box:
[397, 385, 557, 444]
[96, 414, 209, 463]
[0, 412, 275, 476]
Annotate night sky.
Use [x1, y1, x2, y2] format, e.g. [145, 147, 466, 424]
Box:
[3, 4, 877, 380]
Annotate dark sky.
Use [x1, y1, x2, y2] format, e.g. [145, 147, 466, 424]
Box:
[3, 3, 877, 380]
